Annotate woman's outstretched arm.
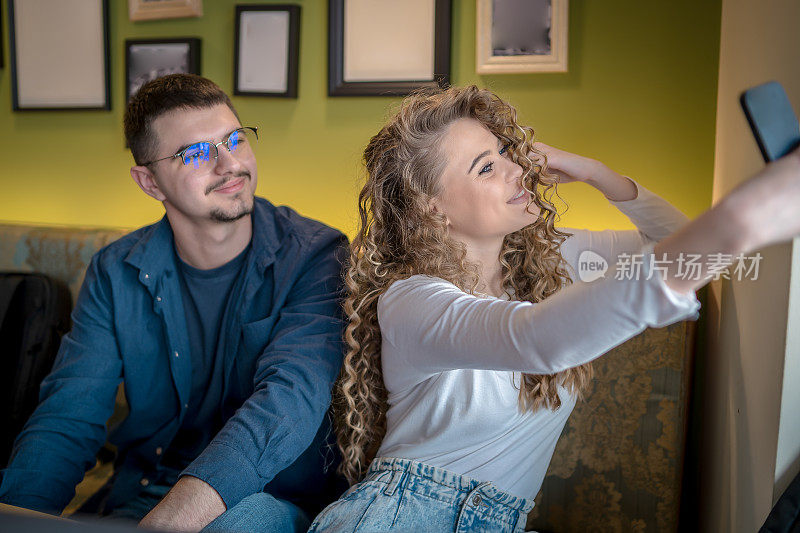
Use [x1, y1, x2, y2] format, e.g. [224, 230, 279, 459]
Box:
[655, 147, 800, 294]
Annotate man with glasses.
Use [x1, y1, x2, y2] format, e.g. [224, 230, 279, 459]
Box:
[0, 74, 347, 532]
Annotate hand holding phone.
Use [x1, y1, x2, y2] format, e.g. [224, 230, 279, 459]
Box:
[740, 81, 800, 162]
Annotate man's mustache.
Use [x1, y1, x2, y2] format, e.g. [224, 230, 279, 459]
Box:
[205, 172, 251, 195]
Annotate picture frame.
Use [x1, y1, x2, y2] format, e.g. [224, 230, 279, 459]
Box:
[125, 38, 201, 103]
[234, 4, 300, 98]
[328, 0, 451, 97]
[476, 0, 568, 74]
[8, 0, 111, 111]
[128, 0, 203, 22]
[1, 6, 4, 69]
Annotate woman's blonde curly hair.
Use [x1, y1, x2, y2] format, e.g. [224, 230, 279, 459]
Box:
[335, 85, 593, 485]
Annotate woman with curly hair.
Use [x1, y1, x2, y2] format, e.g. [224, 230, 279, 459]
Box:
[308, 85, 800, 532]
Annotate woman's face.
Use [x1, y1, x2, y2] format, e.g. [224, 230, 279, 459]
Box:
[433, 118, 540, 249]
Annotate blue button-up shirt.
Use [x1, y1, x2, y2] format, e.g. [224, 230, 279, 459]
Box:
[0, 197, 348, 514]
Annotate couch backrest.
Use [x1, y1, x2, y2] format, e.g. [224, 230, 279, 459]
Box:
[0, 223, 130, 303]
[0, 222, 696, 531]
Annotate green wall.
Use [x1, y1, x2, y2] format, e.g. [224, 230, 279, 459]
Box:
[0, 0, 721, 236]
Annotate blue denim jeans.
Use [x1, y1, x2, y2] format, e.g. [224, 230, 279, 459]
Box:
[308, 457, 534, 532]
[103, 481, 309, 533]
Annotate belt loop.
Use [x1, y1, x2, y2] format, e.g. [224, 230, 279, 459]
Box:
[382, 468, 405, 496]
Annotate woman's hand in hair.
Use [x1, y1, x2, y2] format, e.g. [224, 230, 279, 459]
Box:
[531, 142, 638, 201]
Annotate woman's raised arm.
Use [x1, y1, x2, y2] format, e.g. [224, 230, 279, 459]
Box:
[559, 178, 691, 278]
[379, 148, 800, 389]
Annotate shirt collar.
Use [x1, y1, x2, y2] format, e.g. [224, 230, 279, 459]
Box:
[124, 197, 279, 280]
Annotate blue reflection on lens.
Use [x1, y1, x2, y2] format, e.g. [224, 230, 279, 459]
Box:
[183, 143, 211, 169]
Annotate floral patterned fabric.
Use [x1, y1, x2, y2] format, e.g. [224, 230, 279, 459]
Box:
[0, 223, 129, 302]
[527, 321, 695, 532]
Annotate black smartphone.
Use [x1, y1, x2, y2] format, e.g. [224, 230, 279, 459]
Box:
[740, 81, 800, 162]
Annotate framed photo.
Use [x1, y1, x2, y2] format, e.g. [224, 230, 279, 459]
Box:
[328, 0, 451, 97]
[125, 38, 201, 102]
[234, 5, 300, 98]
[476, 0, 568, 74]
[8, 0, 111, 111]
[128, 0, 202, 22]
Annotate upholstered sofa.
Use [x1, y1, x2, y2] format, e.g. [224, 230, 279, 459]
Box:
[0, 221, 697, 531]
[527, 321, 696, 532]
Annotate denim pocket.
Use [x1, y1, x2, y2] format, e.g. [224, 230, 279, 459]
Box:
[339, 471, 392, 501]
[308, 483, 382, 532]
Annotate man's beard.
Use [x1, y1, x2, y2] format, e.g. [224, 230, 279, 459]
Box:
[210, 199, 253, 222]
[207, 172, 254, 222]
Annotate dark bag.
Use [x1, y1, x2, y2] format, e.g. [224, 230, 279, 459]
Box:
[761, 469, 800, 532]
[0, 273, 72, 466]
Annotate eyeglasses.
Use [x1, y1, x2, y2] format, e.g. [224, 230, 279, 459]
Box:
[142, 126, 259, 170]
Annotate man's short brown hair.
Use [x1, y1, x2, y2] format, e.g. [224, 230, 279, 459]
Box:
[124, 74, 239, 165]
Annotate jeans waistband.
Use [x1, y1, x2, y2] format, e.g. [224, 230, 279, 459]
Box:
[366, 457, 535, 517]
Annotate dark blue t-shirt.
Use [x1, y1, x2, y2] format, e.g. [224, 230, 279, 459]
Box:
[160, 244, 250, 478]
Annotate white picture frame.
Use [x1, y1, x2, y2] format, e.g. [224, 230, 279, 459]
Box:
[128, 0, 202, 22]
[476, 0, 568, 74]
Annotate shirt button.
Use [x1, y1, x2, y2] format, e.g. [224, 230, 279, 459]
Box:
[156, 296, 162, 302]
[174, 351, 179, 358]
[144, 274, 149, 279]
[472, 495, 482, 506]
[184, 403, 189, 409]
[140, 478, 150, 487]
[155, 447, 162, 456]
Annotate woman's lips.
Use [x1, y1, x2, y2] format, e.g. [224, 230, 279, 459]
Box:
[507, 188, 529, 204]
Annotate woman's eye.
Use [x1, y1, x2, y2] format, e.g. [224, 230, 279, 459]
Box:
[478, 162, 494, 175]
[499, 143, 511, 155]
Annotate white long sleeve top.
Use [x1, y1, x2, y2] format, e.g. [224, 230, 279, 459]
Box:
[374, 179, 701, 499]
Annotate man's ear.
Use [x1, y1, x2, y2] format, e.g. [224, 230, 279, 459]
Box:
[130, 166, 166, 201]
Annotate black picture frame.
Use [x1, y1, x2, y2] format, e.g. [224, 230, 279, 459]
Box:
[8, 0, 111, 111]
[328, 0, 451, 97]
[125, 38, 201, 103]
[1, 4, 4, 69]
[234, 4, 300, 98]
